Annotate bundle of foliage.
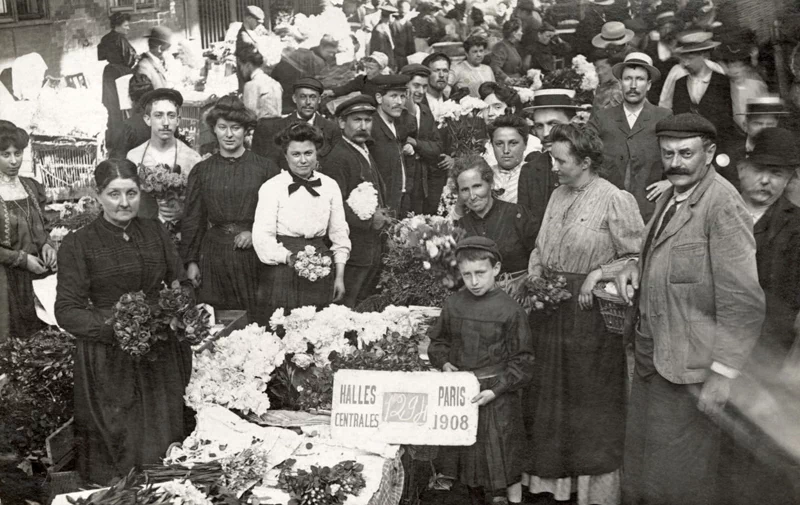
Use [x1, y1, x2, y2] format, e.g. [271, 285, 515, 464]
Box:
[0, 327, 74, 459]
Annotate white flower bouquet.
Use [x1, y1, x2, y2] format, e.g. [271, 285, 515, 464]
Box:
[346, 181, 379, 220]
[292, 245, 332, 282]
[435, 96, 490, 158]
[185, 323, 286, 416]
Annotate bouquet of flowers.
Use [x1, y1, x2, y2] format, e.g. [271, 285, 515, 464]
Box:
[185, 323, 286, 416]
[346, 182, 379, 220]
[108, 285, 210, 358]
[497, 270, 572, 314]
[435, 96, 490, 158]
[139, 163, 188, 201]
[278, 459, 366, 505]
[541, 55, 598, 106]
[293, 245, 332, 282]
[391, 214, 466, 285]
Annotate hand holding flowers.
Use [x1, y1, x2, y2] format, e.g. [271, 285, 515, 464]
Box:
[346, 182, 379, 221]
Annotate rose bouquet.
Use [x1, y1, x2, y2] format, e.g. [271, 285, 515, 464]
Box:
[107, 285, 210, 358]
[293, 245, 332, 282]
[497, 271, 572, 314]
[278, 459, 366, 505]
[346, 181, 379, 220]
[391, 214, 466, 285]
[435, 96, 490, 158]
[139, 163, 188, 201]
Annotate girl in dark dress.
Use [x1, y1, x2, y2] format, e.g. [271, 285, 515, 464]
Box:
[252, 123, 351, 323]
[453, 154, 537, 274]
[55, 159, 192, 485]
[98, 12, 137, 146]
[0, 121, 55, 340]
[181, 96, 279, 320]
[429, 237, 534, 505]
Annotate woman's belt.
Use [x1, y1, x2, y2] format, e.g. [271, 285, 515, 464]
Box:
[471, 362, 506, 380]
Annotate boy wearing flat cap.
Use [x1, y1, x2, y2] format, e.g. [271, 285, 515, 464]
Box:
[428, 236, 533, 505]
[617, 113, 765, 505]
[320, 95, 392, 308]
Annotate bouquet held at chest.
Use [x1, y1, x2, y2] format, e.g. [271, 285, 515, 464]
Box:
[138, 163, 188, 201]
[107, 283, 211, 359]
[435, 96, 490, 159]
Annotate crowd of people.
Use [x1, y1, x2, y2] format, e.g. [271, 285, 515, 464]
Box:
[2, 0, 800, 504]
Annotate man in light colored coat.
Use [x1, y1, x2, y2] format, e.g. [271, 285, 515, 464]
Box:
[616, 113, 765, 505]
[587, 52, 672, 221]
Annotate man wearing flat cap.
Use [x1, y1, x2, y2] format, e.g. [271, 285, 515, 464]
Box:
[252, 77, 340, 170]
[587, 52, 673, 221]
[369, 74, 417, 216]
[617, 113, 765, 505]
[717, 127, 800, 505]
[400, 64, 444, 215]
[135, 26, 175, 89]
[320, 95, 391, 308]
[370, 5, 399, 71]
[127, 88, 202, 222]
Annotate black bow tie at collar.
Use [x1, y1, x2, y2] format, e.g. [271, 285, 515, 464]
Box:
[288, 170, 322, 197]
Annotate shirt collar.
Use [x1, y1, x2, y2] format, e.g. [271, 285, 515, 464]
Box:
[673, 179, 701, 203]
[494, 161, 524, 174]
[623, 103, 644, 117]
[344, 136, 370, 154]
[296, 112, 316, 124]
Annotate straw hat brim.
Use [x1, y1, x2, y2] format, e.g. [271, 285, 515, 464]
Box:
[522, 104, 584, 112]
[612, 60, 661, 82]
[673, 40, 721, 54]
[591, 29, 634, 49]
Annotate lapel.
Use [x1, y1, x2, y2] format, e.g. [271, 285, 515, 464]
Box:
[614, 104, 631, 135]
[629, 101, 653, 137]
[652, 166, 717, 250]
[376, 112, 398, 142]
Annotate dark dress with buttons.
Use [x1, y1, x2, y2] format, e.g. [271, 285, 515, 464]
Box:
[55, 217, 192, 485]
[456, 199, 538, 274]
[180, 151, 279, 318]
[429, 288, 534, 491]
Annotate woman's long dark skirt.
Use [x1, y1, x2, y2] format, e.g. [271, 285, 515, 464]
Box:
[524, 272, 626, 479]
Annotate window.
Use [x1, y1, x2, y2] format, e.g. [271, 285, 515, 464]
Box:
[0, 0, 48, 24]
[109, 0, 157, 12]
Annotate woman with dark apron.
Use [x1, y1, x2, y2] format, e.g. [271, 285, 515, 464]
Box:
[523, 124, 643, 505]
[252, 122, 350, 323]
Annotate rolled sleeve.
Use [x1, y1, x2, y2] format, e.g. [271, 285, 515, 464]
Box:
[326, 179, 351, 264]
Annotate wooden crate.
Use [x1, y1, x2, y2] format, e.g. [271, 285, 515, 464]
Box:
[45, 417, 75, 473]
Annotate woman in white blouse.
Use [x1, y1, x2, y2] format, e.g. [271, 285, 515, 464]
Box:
[252, 122, 351, 323]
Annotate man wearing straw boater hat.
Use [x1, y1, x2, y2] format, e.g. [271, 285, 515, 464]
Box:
[718, 96, 789, 190]
[587, 52, 672, 221]
[664, 30, 737, 148]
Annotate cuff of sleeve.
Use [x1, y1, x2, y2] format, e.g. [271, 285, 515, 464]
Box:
[710, 361, 740, 379]
[13, 251, 26, 268]
[334, 252, 350, 264]
[490, 384, 507, 397]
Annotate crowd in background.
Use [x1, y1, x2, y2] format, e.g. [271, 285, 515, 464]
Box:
[3, 0, 800, 504]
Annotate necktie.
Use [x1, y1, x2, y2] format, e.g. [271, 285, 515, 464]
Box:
[654, 201, 677, 241]
[288, 171, 322, 197]
[642, 200, 677, 267]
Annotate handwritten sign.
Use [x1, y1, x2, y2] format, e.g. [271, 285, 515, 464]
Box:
[331, 370, 480, 445]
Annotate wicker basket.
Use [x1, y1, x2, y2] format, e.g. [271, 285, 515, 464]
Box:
[592, 284, 630, 335]
[31, 135, 102, 196]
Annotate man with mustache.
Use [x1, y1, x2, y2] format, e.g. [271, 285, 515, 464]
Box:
[126, 88, 202, 222]
[717, 127, 800, 505]
[400, 63, 444, 215]
[369, 74, 416, 216]
[587, 52, 672, 221]
[251, 77, 340, 171]
[422, 52, 451, 120]
[321, 95, 392, 308]
[616, 113, 765, 505]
